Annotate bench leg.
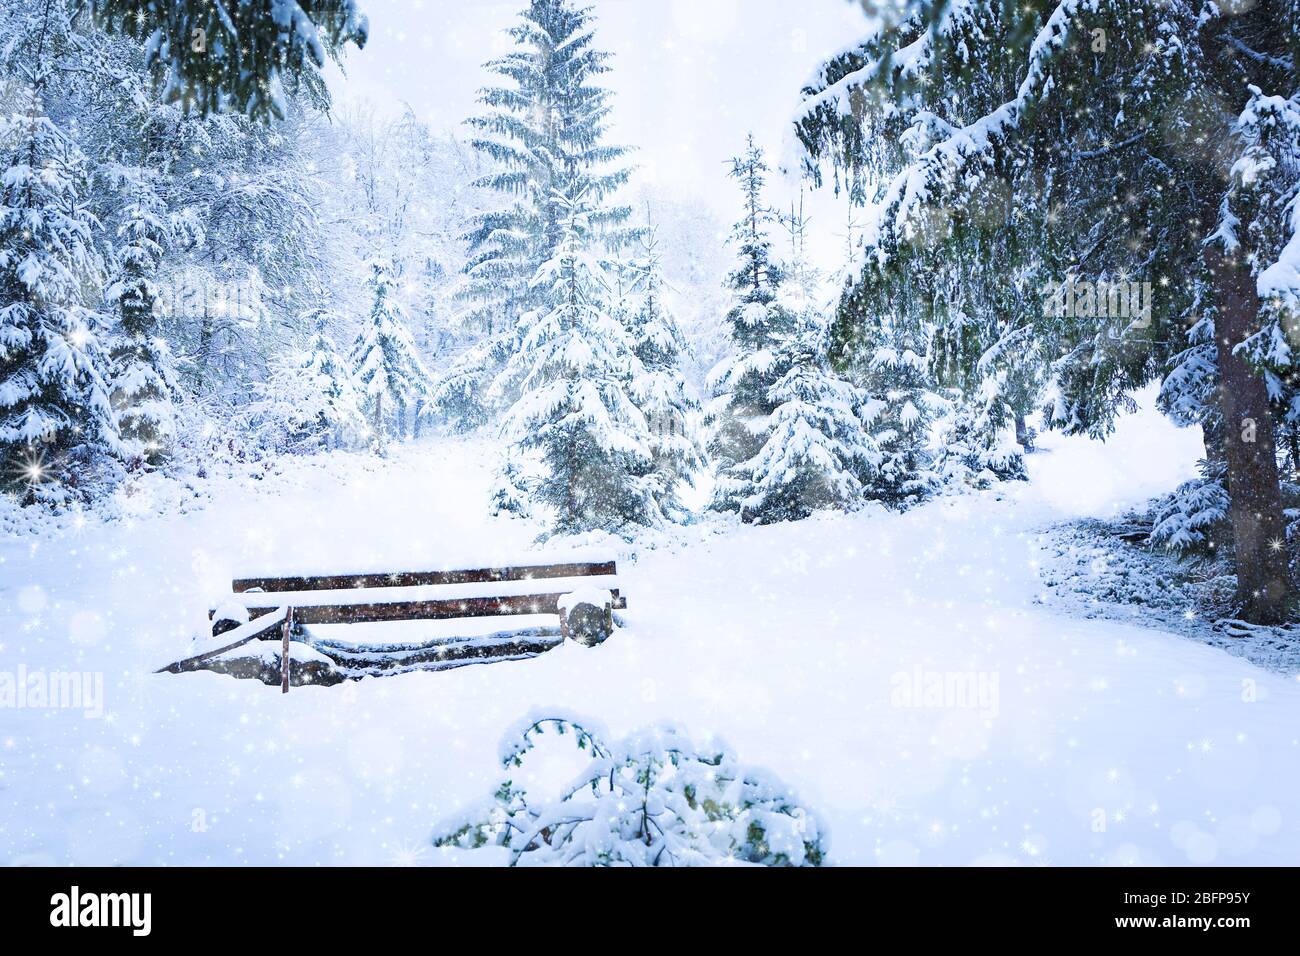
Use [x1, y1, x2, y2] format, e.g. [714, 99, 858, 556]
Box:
[281, 608, 293, 695]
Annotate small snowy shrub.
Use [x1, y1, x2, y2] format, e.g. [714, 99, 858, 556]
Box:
[933, 394, 1027, 491]
[433, 713, 827, 867]
[1149, 462, 1231, 556]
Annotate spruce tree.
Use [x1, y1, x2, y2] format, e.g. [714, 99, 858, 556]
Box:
[0, 84, 117, 502]
[498, 187, 656, 534]
[862, 320, 943, 504]
[708, 136, 797, 513]
[797, 0, 1300, 622]
[623, 227, 704, 520]
[299, 308, 366, 448]
[351, 255, 434, 444]
[798, 4, 1045, 485]
[104, 170, 185, 465]
[933, 376, 1029, 490]
[436, 0, 632, 431]
[91, 0, 368, 120]
[249, 310, 366, 453]
[722, 312, 880, 523]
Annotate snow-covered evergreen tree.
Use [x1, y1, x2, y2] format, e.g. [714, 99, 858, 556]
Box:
[717, 312, 879, 523]
[429, 335, 511, 434]
[249, 309, 366, 453]
[351, 256, 435, 444]
[0, 83, 117, 502]
[864, 322, 943, 505]
[623, 228, 704, 520]
[932, 333, 1030, 490]
[103, 168, 191, 465]
[436, 0, 632, 431]
[709, 136, 797, 514]
[91, 0, 368, 120]
[304, 310, 365, 440]
[711, 190, 882, 523]
[796, 0, 1300, 622]
[498, 188, 656, 534]
[933, 388, 1028, 491]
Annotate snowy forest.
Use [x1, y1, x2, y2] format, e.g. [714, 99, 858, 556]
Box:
[2, 0, 1300, 871]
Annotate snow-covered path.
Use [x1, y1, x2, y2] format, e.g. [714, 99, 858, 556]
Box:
[3, 396, 1298, 866]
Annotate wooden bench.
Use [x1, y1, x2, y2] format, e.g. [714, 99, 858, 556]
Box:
[165, 561, 627, 692]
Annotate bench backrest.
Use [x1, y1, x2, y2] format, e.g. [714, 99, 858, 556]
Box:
[234, 561, 617, 594]
[220, 561, 625, 628]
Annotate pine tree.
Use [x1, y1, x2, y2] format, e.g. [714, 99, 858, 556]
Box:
[248, 310, 366, 453]
[90, 0, 368, 120]
[719, 312, 879, 523]
[796, 0, 1300, 622]
[623, 227, 704, 520]
[435, 0, 632, 430]
[104, 169, 187, 465]
[0, 84, 117, 502]
[933, 376, 1029, 490]
[712, 189, 881, 523]
[863, 320, 943, 504]
[709, 136, 798, 513]
[799, 3, 1045, 487]
[300, 308, 366, 446]
[351, 255, 434, 444]
[429, 335, 511, 434]
[499, 187, 657, 534]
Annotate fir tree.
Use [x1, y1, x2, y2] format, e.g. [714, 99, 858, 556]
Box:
[863, 320, 943, 504]
[91, 0, 368, 120]
[709, 136, 797, 513]
[719, 312, 880, 523]
[797, 0, 1300, 622]
[248, 310, 366, 453]
[436, 0, 632, 430]
[498, 187, 656, 534]
[301, 308, 366, 447]
[434, 715, 828, 867]
[351, 255, 434, 444]
[933, 376, 1029, 490]
[429, 334, 511, 434]
[104, 168, 189, 465]
[0, 84, 117, 502]
[714, 190, 881, 523]
[623, 227, 704, 520]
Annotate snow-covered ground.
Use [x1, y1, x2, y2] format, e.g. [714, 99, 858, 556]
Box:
[2, 392, 1298, 866]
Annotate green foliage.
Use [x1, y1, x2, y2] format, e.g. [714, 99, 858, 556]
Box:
[438, 0, 634, 431]
[433, 714, 828, 867]
[91, 0, 367, 119]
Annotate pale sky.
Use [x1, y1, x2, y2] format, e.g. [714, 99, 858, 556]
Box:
[326, 0, 870, 266]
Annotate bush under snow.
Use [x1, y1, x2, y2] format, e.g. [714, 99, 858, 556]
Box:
[432, 712, 827, 867]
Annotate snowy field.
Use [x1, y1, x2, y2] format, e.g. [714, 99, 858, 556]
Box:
[2, 393, 1298, 867]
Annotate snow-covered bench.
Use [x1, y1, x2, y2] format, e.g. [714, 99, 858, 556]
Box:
[174, 561, 627, 691]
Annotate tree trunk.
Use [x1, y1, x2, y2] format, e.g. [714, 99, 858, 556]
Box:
[1206, 244, 1292, 623]
[1014, 414, 1030, 450]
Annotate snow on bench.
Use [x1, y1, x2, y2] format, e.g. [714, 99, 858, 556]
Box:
[185, 560, 629, 691]
[156, 607, 293, 689]
[220, 574, 624, 620]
